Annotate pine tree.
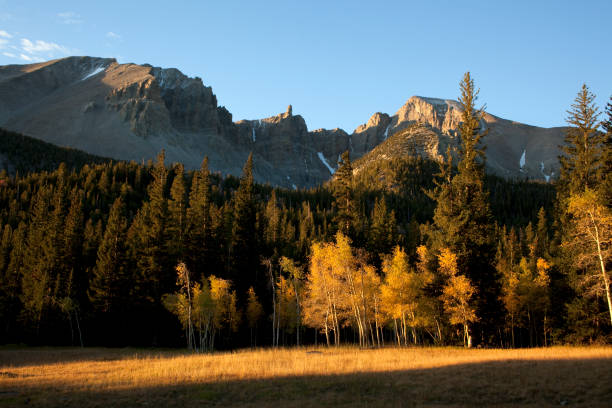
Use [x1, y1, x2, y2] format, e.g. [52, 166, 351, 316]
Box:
[426, 72, 500, 344]
[59, 188, 85, 302]
[264, 190, 281, 248]
[134, 150, 170, 302]
[559, 84, 603, 198]
[186, 157, 212, 278]
[168, 163, 187, 261]
[126, 151, 171, 344]
[367, 196, 397, 262]
[20, 186, 55, 331]
[89, 195, 129, 314]
[558, 88, 608, 342]
[231, 153, 258, 297]
[333, 151, 356, 237]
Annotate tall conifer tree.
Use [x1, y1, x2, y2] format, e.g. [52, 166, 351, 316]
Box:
[231, 153, 258, 297]
[558, 84, 602, 198]
[333, 151, 355, 237]
[90, 195, 129, 314]
[168, 163, 187, 261]
[186, 157, 213, 278]
[427, 72, 500, 344]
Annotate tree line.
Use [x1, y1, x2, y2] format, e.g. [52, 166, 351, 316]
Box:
[0, 73, 610, 349]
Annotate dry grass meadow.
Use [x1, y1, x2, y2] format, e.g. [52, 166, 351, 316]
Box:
[1, 346, 611, 407]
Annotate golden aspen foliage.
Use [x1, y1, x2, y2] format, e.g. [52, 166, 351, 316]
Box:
[565, 189, 612, 325]
[438, 248, 477, 347]
[303, 233, 380, 346]
[246, 286, 263, 330]
[381, 246, 433, 345]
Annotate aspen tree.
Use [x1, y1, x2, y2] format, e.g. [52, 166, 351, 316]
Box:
[565, 189, 612, 325]
[438, 248, 477, 347]
[246, 287, 263, 347]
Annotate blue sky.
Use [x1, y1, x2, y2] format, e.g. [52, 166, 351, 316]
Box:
[0, 0, 610, 132]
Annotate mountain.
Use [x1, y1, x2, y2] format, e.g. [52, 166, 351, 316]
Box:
[0, 56, 565, 186]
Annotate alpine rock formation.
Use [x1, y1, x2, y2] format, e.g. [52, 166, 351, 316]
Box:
[0, 56, 564, 187]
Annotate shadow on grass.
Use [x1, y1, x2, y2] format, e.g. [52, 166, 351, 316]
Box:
[1, 356, 611, 408]
[0, 347, 188, 368]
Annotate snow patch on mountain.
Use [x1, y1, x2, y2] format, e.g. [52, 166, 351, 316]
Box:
[81, 66, 105, 81]
[318, 152, 335, 175]
[383, 124, 391, 140]
[519, 149, 526, 170]
[540, 161, 553, 182]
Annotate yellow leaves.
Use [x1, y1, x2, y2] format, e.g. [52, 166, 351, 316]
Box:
[416, 245, 428, 264]
[175, 262, 190, 289]
[246, 287, 263, 329]
[438, 248, 477, 330]
[536, 258, 551, 287]
[192, 281, 214, 324]
[437, 247, 458, 277]
[499, 254, 552, 328]
[162, 292, 189, 328]
[567, 189, 606, 215]
[209, 275, 240, 332]
[304, 233, 383, 345]
[442, 274, 477, 326]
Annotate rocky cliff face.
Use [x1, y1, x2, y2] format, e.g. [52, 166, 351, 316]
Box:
[344, 95, 564, 181]
[0, 56, 565, 187]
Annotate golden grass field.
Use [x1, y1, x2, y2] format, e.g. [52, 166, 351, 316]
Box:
[1, 346, 611, 407]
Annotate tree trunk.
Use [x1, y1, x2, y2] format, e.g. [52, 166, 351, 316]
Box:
[75, 308, 83, 348]
[591, 214, 612, 325]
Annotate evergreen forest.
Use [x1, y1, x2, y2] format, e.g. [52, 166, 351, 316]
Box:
[0, 73, 610, 350]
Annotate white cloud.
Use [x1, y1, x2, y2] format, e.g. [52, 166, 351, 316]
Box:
[21, 38, 69, 55]
[0, 38, 8, 48]
[106, 31, 121, 40]
[19, 53, 34, 61]
[0, 30, 12, 38]
[2, 51, 16, 58]
[57, 11, 83, 25]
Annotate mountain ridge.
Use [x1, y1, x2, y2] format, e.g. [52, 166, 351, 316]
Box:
[0, 56, 565, 187]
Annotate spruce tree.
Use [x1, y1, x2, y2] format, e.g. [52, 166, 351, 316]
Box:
[231, 153, 258, 297]
[20, 186, 55, 332]
[427, 72, 500, 344]
[89, 195, 129, 314]
[264, 190, 281, 249]
[333, 151, 355, 237]
[186, 157, 212, 278]
[1, 223, 26, 341]
[168, 163, 187, 261]
[559, 84, 603, 198]
[126, 151, 172, 344]
[367, 196, 397, 262]
[59, 188, 85, 302]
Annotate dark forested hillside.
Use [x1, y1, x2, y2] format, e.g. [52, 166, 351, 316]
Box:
[0, 128, 111, 175]
[0, 146, 579, 349]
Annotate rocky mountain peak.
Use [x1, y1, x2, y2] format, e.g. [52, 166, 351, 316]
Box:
[396, 96, 463, 136]
[0, 57, 566, 187]
[354, 112, 390, 133]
